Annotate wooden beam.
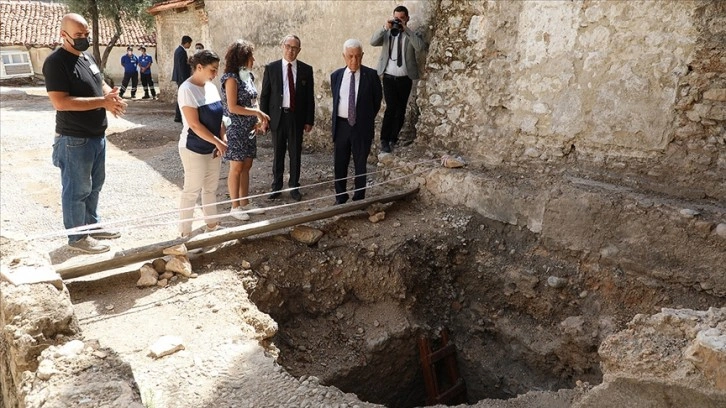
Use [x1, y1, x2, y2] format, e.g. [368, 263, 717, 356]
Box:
[55, 188, 419, 280]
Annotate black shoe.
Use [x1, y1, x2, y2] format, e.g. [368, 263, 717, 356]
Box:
[290, 190, 302, 201]
[268, 191, 281, 200]
[381, 143, 392, 153]
[142, 95, 150, 99]
[334, 195, 348, 205]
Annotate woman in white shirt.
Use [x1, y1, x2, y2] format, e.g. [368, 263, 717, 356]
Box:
[177, 50, 227, 237]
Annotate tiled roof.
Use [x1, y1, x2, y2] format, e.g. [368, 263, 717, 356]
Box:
[147, 0, 196, 15]
[0, 1, 156, 48]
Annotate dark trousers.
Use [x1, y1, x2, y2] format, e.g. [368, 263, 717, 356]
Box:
[271, 111, 303, 192]
[140, 73, 156, 97]
[380, 74, 413, 145]
[120, 72, 138, 97]
[334, 118, 372, 203]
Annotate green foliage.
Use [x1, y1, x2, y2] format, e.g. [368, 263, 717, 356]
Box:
[64, 0, 155, 29]
[61, 0, 156, 72]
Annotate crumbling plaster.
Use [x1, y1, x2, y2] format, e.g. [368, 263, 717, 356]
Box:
[153, 1, 724, 202]
[419, 0, 724, 200]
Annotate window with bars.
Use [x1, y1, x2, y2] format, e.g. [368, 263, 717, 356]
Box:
[1, 50, 34, 78]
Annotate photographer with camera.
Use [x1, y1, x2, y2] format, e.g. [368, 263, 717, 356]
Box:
[370, 5, 426, 153]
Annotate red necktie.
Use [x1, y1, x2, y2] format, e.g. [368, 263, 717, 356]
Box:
[287, 63, 295, 112]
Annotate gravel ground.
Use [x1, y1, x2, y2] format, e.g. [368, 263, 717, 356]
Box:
[0, 86, 385, 407]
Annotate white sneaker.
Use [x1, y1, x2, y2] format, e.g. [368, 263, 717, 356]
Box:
[229, 207, 250, 221]
[243, 203, 266, 215]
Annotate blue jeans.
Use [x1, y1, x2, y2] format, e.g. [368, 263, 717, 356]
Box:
[52, 134, 106, 243]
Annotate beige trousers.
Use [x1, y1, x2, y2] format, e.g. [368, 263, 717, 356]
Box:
[178, 146, 221, 235]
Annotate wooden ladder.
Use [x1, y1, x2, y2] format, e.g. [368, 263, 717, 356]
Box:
[418, 328, 467, 405]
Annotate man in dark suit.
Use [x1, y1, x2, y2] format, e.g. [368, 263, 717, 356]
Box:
[260, 34, 315, 201]
[370, 5, 426, 152]
[330, 39, 383, 204]
[171, 35, 192, 122]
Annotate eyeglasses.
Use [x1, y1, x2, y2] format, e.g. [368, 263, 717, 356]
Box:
[283, 44, 301, 52]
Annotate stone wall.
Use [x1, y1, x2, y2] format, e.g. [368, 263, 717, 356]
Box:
[152, 0, 723, 200]
[154, 4, 210, 101]
[418, 0, 725, 201]
[153, 0, 434, 141]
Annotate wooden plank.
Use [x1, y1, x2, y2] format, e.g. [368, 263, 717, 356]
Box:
[429, 343, 456, 363]
[55, 188, 419, 280]
[418, 335, 439, 405]
[435, 378, 466, 404]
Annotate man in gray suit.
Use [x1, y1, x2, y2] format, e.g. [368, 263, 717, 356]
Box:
[370, 5, 426, 152]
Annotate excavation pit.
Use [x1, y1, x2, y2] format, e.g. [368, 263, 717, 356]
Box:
[240, 202, 721, 407]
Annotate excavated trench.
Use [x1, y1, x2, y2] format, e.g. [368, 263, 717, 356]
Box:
[246, 209, 721, 407]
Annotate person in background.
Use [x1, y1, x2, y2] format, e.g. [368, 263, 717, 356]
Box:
[43, 13, 127, 253]
[119, 46, 139, 99]
[221, 40, 270, 221]
[195, 43, 205, 53]
[260, 34, 315, 202]
[172, 35, 193, 122]
[370, 5, 426, 152]
[137, 46, 156, 99]
[177, 50, 227, 237]
[330, 39, 382, 204]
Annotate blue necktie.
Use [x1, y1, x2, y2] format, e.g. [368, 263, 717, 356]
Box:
[348, 71, 356, 126]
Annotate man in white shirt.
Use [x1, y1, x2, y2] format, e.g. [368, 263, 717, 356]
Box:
[260, 35, 315, 201]
[330, 39, 382, 204]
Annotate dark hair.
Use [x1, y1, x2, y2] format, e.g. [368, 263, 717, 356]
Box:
[181, 35, 192, 45]
[188, 49, 220, 69]
[393, 5, 409, 16]
[195, 42, 204, 49]
[224, 40, 255, 74]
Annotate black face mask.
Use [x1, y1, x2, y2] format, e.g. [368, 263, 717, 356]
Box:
[64, 31, 90, 52]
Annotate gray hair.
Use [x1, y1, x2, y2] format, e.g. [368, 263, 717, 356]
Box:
[342, 38, 362, 52]
[281, 34, 301, 47]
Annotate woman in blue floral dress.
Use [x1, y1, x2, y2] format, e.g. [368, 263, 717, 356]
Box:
[221, 40, 270, 221]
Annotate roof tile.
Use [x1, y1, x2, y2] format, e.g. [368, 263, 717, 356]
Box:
[1, 0, 156, 47]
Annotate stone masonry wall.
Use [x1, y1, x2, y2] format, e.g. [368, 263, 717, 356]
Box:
[418, 0, 725, 201]
[154, 4, 210, 103]
[154, 0, 435, 144]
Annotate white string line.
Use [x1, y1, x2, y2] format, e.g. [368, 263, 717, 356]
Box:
[32, 168, 428, 239]
[90, 169, 428, 234]
[29, 157, 440, 240]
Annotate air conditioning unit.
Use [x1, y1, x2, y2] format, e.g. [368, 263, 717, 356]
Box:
[1, 50, 34, 79]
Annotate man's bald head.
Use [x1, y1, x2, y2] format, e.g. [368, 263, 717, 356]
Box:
[61, 13, 88, 31]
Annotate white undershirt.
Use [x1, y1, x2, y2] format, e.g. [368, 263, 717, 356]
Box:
[281, 58, 297, 109]
[384, 34, 408, 77]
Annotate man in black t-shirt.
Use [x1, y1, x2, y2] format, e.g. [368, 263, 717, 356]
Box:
[43, 13, 128, 254]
